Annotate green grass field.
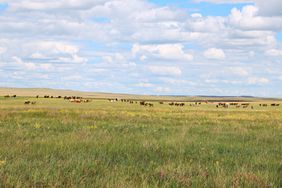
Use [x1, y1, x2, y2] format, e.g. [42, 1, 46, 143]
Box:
[0, 96, 281, 187]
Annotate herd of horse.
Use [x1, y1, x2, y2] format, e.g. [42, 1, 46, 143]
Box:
[2, 95, 281, 109]
[4, 95, 16, 98]
[215, 102, 280, 109]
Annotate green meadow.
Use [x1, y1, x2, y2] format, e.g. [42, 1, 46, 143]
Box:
[0, 97, 281, 187]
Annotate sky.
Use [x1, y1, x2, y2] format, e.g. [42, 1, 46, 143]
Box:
[0, 0, 282, 97]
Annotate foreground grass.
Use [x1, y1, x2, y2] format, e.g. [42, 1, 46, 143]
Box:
[0, 98, 281, 187]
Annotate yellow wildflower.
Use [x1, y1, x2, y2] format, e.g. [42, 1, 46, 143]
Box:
[87, 125, 97, 130]
[0, 160, 6, 166]
[34, 123, 41, 129]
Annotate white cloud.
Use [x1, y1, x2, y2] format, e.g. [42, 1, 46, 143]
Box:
[23, 41, 87, 64]
[30, 52, 46, 59]
[58, 54, 87, 64]
[196, 0, 282, 16]
[0, 0, 281, 96]
[132, 44, 193, 61]
[204, 48, 226, 60]
[204, 77, 269, 85]
[228, 67, 249, 76]
[133, 6, 185, 22]
[148, 66, 182, 76]
[6, 0, 108, 11]
[255, 0, 282, 16]
[39, 63, 52, 70]
[205, 79, 219, 84]
[193, 0, 252, 3]
[188, 15, 226, 33]
[154, 86, 170, 93]
[0, 47, 6, 55]
[266, 49, 282, 56]
[135, 83, 154, 88]
[100, 52, 136, 68]
[13, 57, 37, 70]
[159, 78, 197, 86]
[191, 13, 202, 18]
[24, 62, 37, 70]
[27, 41, 79, 55]
[247, 77, 269, 84]
[229, 5, 282, 31]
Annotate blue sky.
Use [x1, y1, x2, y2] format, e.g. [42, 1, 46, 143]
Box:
[277, 33, 282, 42]
[0, 0, 282, 97]
[151, 0, 253, 16]
[0, 3, 8, 12]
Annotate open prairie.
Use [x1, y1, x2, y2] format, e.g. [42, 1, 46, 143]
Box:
[2, 0, 282, 187]
[0, 93, 281, 187]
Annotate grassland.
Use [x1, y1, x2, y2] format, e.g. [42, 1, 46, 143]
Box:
[0, 94, 282, 187]
[1, 87, 278, 102]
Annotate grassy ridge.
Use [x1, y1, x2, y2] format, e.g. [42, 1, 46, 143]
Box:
[1, 87, 280, 102]
[0, 97, 281, 187]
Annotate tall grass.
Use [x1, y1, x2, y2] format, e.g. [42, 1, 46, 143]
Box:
[0, 98, 281, 187]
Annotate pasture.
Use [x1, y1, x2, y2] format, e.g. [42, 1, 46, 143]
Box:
[0, 95, 281, 187]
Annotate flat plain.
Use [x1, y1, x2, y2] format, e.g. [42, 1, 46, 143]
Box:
[0, 91, 281, 187]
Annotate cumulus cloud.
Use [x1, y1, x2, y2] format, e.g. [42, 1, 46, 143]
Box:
[154, 86, 170, 93]
[148, 66, 182, 76]
[12, 56, 53, 71]
[195, 0, 282, 16]
[0, 46, 6, 55]
[191, 13, 202, 18]
[228, 67, 249, 76]
[204, 48, 226, 60]
[58, 54, 87, 64]
[188, 14, 226, 33]
[23, 41, 87, 64]
[26, 41, 79, 55]
[193, 0, 252, 3]
[266, 49, 282, 56]
[135, 83, 154, 88]
[6, 0, 108, 12]
[247, 77, 269, 84]
[255, 0, 282, 16]
[229, 5, 282, 31]
[0, 0, 281, 96]
[132, 44, 193, 61]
